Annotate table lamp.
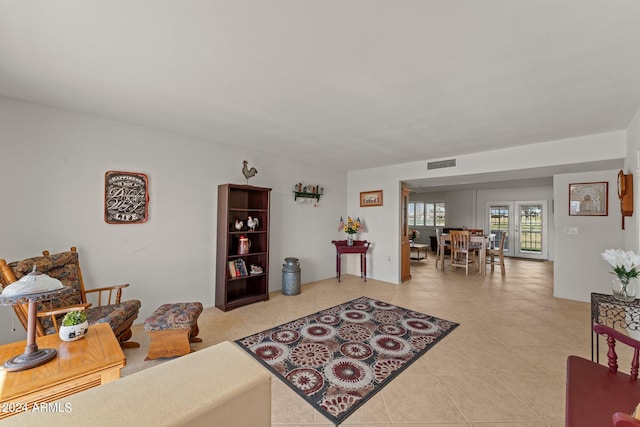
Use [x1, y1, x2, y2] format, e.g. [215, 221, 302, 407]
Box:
[0, 266, 74, 372]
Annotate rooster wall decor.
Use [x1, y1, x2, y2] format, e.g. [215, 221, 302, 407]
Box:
[242, 160, 258, 183]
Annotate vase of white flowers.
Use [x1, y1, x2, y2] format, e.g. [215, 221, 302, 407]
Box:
[602, 249, 640, 302]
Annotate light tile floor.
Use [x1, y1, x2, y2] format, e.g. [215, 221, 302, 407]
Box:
[123, 257, 591, 426]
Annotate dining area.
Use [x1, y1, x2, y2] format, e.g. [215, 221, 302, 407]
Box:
[434, 228, 507, 276]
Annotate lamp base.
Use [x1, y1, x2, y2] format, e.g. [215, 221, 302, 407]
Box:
[3, 348, 57, 372]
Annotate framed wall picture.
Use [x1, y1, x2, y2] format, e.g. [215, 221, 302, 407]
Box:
[105, 171, 149, 224]
[360, 190, 383, 207]
[569, 182, 608, 216]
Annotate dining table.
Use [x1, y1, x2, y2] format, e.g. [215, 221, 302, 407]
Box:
[439, 233, 495, 275]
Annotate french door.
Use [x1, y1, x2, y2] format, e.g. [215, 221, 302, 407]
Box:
[486, 200, 548, 260]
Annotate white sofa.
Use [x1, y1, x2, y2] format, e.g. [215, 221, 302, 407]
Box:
[3, 341, 271, 426]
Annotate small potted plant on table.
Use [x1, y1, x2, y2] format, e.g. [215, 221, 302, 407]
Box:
[59, 310, 89, 342]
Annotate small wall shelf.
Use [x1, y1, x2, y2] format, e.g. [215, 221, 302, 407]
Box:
[293, 183, 324, 204]
[293, 191, 321, 202]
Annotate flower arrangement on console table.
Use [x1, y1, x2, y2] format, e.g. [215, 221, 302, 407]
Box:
[338, 216, 366, 246]
[410, 229, 420, 241]
[602, 248, 640, 302]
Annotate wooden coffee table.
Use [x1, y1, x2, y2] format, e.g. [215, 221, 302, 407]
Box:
[0, 323, 125, 419]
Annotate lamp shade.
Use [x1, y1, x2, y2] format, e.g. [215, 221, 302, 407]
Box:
[0, 267, 63, 300]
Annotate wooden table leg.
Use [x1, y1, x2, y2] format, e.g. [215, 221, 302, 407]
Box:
[337, 253, 341, 282]
[439, 235, 445, 271]
[479, 239, 486, 275]
[362, 253, 367, 282]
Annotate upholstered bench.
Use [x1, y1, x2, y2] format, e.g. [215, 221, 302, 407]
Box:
[144, 302, 203, 360]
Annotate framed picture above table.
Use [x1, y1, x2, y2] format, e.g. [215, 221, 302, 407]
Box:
[569, 182, 608, 216]
[360, 190, 383, 207]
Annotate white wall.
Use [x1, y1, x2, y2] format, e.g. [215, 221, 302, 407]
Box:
[0, 97, 347, 344]
[350, 132, 626, 284]
[408, 190, 475, 240]
[553, 170, 624, 301]
[626, 106, 640, 253]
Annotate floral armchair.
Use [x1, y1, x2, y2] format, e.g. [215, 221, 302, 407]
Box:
[0, 247, 141, 348]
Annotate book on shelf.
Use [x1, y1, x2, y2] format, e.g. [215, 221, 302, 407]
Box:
[229, 259, 249, 278]
[236, 259, 248, 277]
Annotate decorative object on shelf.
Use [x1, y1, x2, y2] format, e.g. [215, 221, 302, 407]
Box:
[602, 248, 640, 302]
[234, 219, 244, 230]
[242, 160, 258, 183]
[238, 236, 251, 255]
[250, 264, 263, 275]
[59, 310, 89, 342]
[410, 229, 420, 240]
[105, 170, 149, 224]
[247, 216, 259, 231]
[339, 216, 366, 247]
[360, 189, 383, 207]
[293, 182, 324, 205]
[617, 170, 634, 229]
[0, 266, 74, 371]
[569, 181, 608, 216]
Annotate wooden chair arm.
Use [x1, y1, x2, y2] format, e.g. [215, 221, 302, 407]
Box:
[37, 303, 91, 318]
[37, 303, 91, 332]
[594, 323, 640, 350]
[84, 283, 130, 305]
[593, 323, 640, 379]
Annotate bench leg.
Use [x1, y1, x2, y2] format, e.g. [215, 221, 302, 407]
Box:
[146, 329, 192, 360]
[190, 322, 202, 343]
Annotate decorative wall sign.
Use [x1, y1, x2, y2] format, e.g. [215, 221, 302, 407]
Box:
[569, 182, 608, 216]
[360, 190, 383, 207]
[104, 171, 149, 224]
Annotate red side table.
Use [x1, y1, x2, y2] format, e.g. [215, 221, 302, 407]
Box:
[331, 240, 371, 282]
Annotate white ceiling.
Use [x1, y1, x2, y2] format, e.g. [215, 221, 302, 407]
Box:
[1, 1, 640, 173]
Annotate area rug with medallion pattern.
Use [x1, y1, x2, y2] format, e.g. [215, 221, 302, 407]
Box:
[235, 296, 459, 425]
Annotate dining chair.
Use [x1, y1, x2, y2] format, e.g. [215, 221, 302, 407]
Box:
[486, 232, 507, 276]
[449, 230, 478, 275]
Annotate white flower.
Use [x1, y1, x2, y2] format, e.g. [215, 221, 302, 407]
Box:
[602, 249, 640, 280]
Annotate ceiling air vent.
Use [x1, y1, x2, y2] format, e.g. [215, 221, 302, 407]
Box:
[427, 159, 456, 170]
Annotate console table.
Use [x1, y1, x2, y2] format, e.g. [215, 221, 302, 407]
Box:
[0, 323, 125, 418]
[331, 240, 371, 282]
[590, 292, 640, 362]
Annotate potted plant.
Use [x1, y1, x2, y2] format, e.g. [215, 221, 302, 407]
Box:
[58, 310, 89, 342]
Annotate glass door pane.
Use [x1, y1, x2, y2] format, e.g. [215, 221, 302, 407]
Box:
[518, 204, 542, 254]
[488, 205, 510, 253]
[515, 201, 547, 259]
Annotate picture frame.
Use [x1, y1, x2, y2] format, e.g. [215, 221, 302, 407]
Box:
[360, 190, 383, 207]
[569, 182, 608, 216]
[105, 171, 149, 224]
